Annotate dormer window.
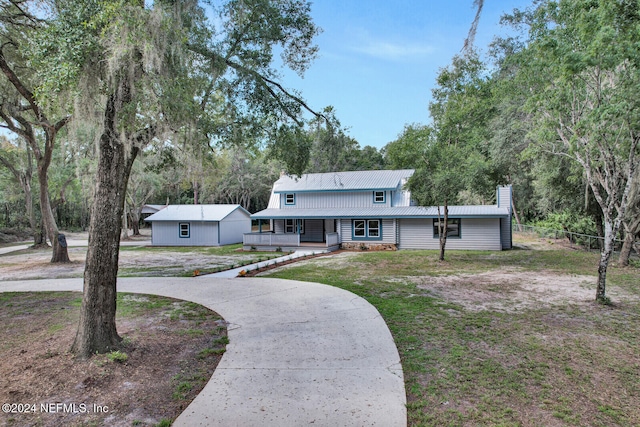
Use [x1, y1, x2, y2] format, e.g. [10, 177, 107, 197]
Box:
[373, 191, 385, 204]
[285, 193, 296, 205]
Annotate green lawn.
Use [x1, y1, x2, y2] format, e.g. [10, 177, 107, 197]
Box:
[264, 240, 640, 426]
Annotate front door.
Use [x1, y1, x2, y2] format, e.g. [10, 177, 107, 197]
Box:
[301, 219, 325, 243]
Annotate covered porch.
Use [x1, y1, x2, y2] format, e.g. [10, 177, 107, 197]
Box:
[242, 231, 340, 252]
[243, 218, 340, 252]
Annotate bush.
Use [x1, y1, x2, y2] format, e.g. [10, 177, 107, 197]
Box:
[531, 211, 599, 247]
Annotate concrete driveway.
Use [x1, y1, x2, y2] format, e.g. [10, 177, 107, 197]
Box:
[0, 277, 407, 426]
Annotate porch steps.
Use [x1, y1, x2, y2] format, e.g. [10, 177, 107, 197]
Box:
[205, 249, 329, 278]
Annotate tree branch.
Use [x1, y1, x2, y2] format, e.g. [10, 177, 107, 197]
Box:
[188, 43, 327, 125]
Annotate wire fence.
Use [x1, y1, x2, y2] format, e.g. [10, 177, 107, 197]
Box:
[512, 223, 625, 252]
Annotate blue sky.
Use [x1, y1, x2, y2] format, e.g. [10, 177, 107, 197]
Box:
[282, 0, 533, 149]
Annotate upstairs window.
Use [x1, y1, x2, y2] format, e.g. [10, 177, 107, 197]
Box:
[285, 193, 296, 205]
[373, 191, 386, 204]
[179, 223, 190, 238]
[433, 218, 461, 238]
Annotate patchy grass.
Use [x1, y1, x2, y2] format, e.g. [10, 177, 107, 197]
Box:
[120, 243, 280, 257]
[0, 291, 228, 426]
[264, 239, 640, 426]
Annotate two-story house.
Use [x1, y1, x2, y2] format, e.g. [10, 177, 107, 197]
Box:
[243, 169, 512, 251]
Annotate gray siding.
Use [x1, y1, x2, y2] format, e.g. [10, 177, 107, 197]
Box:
[341, 218, 396, 244]
[281, 191, 392, 209]
[398, 218, 502, 250]
[152, 221, 218, 246]
[219, 209, 252, 245]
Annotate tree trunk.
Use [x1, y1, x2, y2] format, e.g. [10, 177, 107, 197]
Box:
[594, 211, 604, 251]
[121, 201, 130, 241]
[619, 217, 639, 267]
[131, 209, 141, 235]
[71, 88, 139, 358]
[438, 203, 448, 261]
[596, 218, 616, 302]
[619, 232, 634, 267]
[511, 195, 522, 231]
[38, 164, 70, 263]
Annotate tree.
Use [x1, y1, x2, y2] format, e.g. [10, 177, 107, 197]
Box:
[0, 0, 71, 261]
[504, 0, 640, 302]
[0, 134, 39, 241]
[620, 177, 640, 266]
[383, 124, 432, 170]
[409, 143, 482, 260]
[125, 153, 163, 236]
[29, 0, 324, 357]
[211, 146, 278, 212]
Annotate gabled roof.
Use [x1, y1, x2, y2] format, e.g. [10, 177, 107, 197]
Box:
[273, 169, 414, 193]
[145, 204, 249, 222]
[251, 205, 510, 219]
[141, 204, 167, 214]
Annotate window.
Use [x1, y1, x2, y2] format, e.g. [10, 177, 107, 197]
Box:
[352, 219, 382, 240]
[368, 220, 380, 237]
[285, 193, 296, 205]
[285, 219, 303, 234]
[433, 218, 461, 238]
[179, 222, 190, 238]
[373, 191, 386, 203]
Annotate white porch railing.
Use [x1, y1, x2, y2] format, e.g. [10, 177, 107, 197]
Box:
[243, 233, 300, 247]
[326, 232, 339, 246]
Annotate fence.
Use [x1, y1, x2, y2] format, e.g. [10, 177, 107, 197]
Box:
[513, 224, 624, 252]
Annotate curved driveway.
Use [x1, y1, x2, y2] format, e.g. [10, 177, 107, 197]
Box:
[0, 277, 406, 426]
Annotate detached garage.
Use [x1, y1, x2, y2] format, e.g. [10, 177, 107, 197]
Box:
[145, 204, 251, 246]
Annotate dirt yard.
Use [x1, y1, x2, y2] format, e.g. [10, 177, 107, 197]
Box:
[0, 231, 267, 280]
[0, 292, 227, 427]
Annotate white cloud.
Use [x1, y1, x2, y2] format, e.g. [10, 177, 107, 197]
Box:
[348, 30, 435, 61]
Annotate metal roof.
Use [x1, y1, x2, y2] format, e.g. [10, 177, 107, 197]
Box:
[145, 204, 249, 222]
[140, 204, 167, 214]
[251, 205, 510, 219]
[273, 169, 415, 193]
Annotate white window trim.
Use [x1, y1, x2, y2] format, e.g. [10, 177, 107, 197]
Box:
[373, 191, 386, 204]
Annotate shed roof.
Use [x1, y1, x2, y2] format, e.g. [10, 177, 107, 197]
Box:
[251, 205, 510, 219]
[145, 204, 249, 222]
[273, 169, 415, 193]
[141, 204, 167, 214]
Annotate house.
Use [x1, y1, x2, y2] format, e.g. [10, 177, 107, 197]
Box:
[244, 169, 512, 251]
[145, 204, 251, 246]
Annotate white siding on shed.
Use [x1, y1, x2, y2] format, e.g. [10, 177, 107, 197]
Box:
[219, 208, 252, 245]
[152, 221, 218, 246]
[398, 218, 502, 250]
